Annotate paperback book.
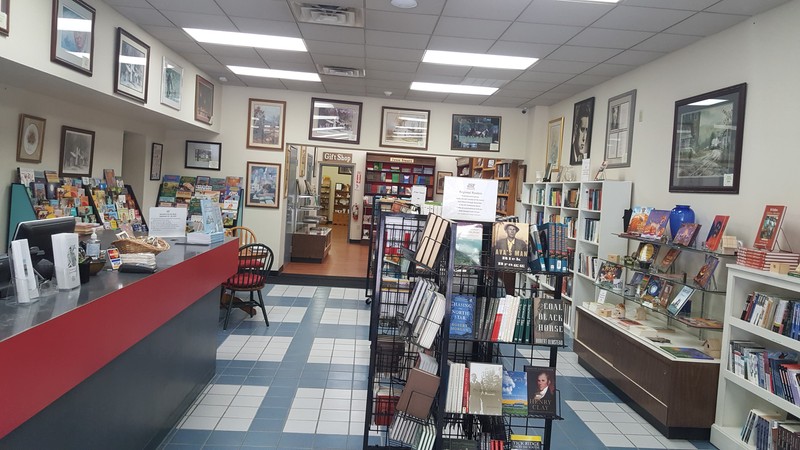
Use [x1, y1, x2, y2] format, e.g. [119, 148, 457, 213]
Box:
[667, 285, 695, 315]
[525, 366, 556, 417]
[454, 222, 484, 267]
[754, 205, 787, 251]
[704, 215, 729, 251]
[468, 363, 503, 416]
[509, 435, 542, 450]
[672, 223, 701, 247]
[693, 255, 720, 289]
[640, 209, 670, 240]
[625, 206, 654, 235]
[657, 248, 682, 272]
[660, 346, 714, 360]
[596, 262, 623, 292]
[501, 370, 528, 416]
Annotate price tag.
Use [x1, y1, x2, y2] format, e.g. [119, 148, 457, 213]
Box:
[643, 301, 654, 309]
[597, 290, 607, 304]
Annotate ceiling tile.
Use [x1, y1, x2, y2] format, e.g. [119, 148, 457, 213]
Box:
[213, 54, 266, 67]
[665, 12, 748, 36]
[706, 0, 789, 16]
[518, 0, 614, 26]
[633, 33, 702, 53]
[516, 71, 573, 83]
[547, 46, 621, 63]
[161, 40, 208, 55]
[219, 77, 246, 87]
[622, 0, 717, 10]
[434, 17, 512, 40]
[365, 30, 431, 50]
[256, 49, 315, 65]
[529, 59, 596, 74]
[494, 88, 546, 99]
[547, 84, 589, 96]
[148, 0, 223, 15]
[582, 63, 635, 77]
[312, 55, 366, 69]
[216, 0, 294, 21]
[365, 0, 446, 15]
[264, 61, 317, 73]
[489, 41, 558, 58]
[159, 10, 236, 30]
[282, 80, 326, 92]
[500, 22, 583, 45]
[194, 60, 228, 72]
[441, 0, 532, 21]
[503, 80, 559, 92]
[567, 73, 613, 86]
[365, 79, 413, 90]
[298, 23, 365, 44]
[591, 6, 695, 32]
[367, 88, 410, 99]
[321, 77, 367, 88]
[364, 70, 415, 82]
[465, 67, 524, 81]
[481, 96, 530, 108]
[365, 46, 424, 63]
[416, 64, 471, 77]
[365, 10, 439, 34]
[229, 18, 302, 37]
[525, 96, 561, 106]
[104, 0, 152, 6]
[365, 59, 419, 73]
[604, 49, 665, 66]
[112, 6, 172, 27]
[326, 85, 368, 96]
[183, 53, 220, 67]
[200, 44, 262, 59]
[306, 40, 365, 58]
[567, 28, 655, 49]
[443, 94, 487, 105]
[405, 92, 448, 102]
[142, 25, 195, 42]
[239, 77, 287, 90]
[427, 36, 494, 53]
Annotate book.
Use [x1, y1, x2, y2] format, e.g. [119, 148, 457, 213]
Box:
[693, 255, 720, 289]
[674, 316, 723, 329]
[660, 346, 714, 360]
[492, 221, 529, 271]
[501, 370, 528, 416]
[18, 167, 35, 188]
[525, 366, 556, 417]
[414, 213, 450, 271]
[657, 248, 681, 272]
[528, 224, 546, 272]
[704, 215, 729, 251]
[634, 242, 659, 268]
[672, 222, 701, 247]
[626, 206, 653, 235]
[532, 297, 564, 346]
[640, 276, 664, 305]
[754, 205, 787, 251]
[640, 209, 670, 240]
[449, 294, 476, 339]
[468, 363, 503, 416]
[667, 285, 695, 315]
[596, 262, 623, 291]
[454, 222, 483, 267]
[509, 435, 542, 450]
[396, 367, 440, 420]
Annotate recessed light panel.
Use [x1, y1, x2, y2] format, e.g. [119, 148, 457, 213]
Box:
[410, 82, 497, 95]
[184, 28, 307, 52]
[422, 50, 537, 70]
[228, 66, 321, 82]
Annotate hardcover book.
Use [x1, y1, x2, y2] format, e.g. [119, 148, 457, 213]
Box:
[449, 294, 476, 339]
[501, 370, 528, 416]
[396, 367, 440, 420]
[667, 285, 695, 315]
[525, 366, 556, 417]
[640, 209, 670, 240]
[625, 206, 654, 235]
[693, 255, 720, 289]
[660, 346, 714, 360]
[492, 221, 529, 271]
[468, 363, 503, 416]
[704, 215, 730, 251]
[657, 248, 682, 272]
[754, 205, 787, 251]
[672, 223, 701, 247]
[596, 262, 623, 291]
[640, 276, 664, 305]
[510, 435, 542, 450]
[532, 297, 565, 346]
[454, 223, 483, 267]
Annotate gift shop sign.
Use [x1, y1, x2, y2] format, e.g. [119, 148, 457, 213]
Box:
[322, 152, 352, 163]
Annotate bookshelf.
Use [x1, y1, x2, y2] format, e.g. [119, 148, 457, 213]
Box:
[332, 183, 350, 225]
[455, 157, 521, 216]
[319, 179, 331, 223]
[710, 265, 800, 449]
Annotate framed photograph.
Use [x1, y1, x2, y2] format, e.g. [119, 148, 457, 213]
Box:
[338, 166, 353, 175]
[309, 97, 362, 144]
[0, 0, 9, 36]
[59, 125, 94, 177]
[604, 90, 636, 168]
[436, 171, 452, 195]
[570, 97, 595, 166]
[113, 28, 150, 103]
[185, 140, 221, 171]
[195, 75, 214, 124]
[669, 83, 747, 194]
[451, 114, 501, 151]
[160, 56, 183, 110]
[545, 117, 563, 172]
[283, 144, 293, 199]
[51, 0, 95, 75]
[380, 106, 430, 150]
[247, 98, 286, 150]
[17, 114, 46, 163]
[516, 164, 527, 201]
[245, 161, 280, 209]
[150, 142, 163, 181]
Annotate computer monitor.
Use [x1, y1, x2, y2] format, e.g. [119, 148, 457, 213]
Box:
[11, 216, 77, 265]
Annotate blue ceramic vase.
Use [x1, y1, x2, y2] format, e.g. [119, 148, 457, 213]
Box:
[669, 205, 695, 238]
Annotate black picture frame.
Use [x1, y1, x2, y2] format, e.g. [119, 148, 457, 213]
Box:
[604, 90, 636, 168]
[59, 125, 94, 177]
[0, 0, 9, 36]
[450, 114, 501, 151]
[569, 97, 595, 166]
[150, 142, 163, 180]
[50, 0, 96, 76]
[195, 75, 214, 124]
[185, 140, 221, 171]
[114, 28, 150, 103]
[309, 97, 362, 144]
[669, 83, 747, 194]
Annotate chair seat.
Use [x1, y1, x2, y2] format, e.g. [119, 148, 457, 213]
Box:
[223, 274, 265, 289]
[221, 243, 273, 331]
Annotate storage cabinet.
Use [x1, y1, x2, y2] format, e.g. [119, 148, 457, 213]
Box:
[288, 190, 331, 262]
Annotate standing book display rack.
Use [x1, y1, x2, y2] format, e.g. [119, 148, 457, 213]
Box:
[364, 214, 566, 450]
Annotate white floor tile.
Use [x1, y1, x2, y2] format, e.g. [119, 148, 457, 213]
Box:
[283, 420, 317, 433]
[627, 434, 667, 448]
[180, 416, 219, 430]
[655, 436, 698, 449]
[349, 422, 365, 435]
[200, 394, 234, 406]
[223, 406, 258, 419]
[575, 410, 609, 422]
[190, 405, 227, 418]
[296, 388, 325, 398]
[238, 386, 269, 397]
[324, 389, 352, 399]
[317, 421, 350, 435]
[565, 400, 596, 411]
[230, 396, 263, 408]
[322, 398, 351, 410]
[596, 433, 634, 447]
[288, 408, 320, 420]
[602, 411, 639, 423]
[208, 384, 241, 395]
[216, 417, 252, 432]
[592, 402, 625, 413]
[614, 422, 651, 435]
[352, 390, 368, 400]
[319, 410, 350, 422]
[585, 421, 620, 434]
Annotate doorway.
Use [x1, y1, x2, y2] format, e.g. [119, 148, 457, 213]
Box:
[319, 164, 353, 238]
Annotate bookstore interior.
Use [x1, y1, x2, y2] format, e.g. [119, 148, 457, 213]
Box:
[4, 0, 800, 449]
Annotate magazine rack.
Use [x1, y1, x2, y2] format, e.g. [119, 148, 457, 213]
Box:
[364, 216, 567, 450]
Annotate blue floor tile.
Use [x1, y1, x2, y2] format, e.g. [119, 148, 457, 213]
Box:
[205, 430, 246, 446]
[168, 429, 211, 445]
[216, 375, 247, 385]
[244, 376, 271, 386]
[278, 433, 316, 448]
[312, 434, 350, 449]
[243, 430, 282, 446]
[249, 418, 286, 431]
[163, 444, 202, 450]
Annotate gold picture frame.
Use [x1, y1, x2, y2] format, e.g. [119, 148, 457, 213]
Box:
[17, 114, 46, 163]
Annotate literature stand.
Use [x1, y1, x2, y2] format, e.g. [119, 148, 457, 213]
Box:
[364, 216, 566, 449]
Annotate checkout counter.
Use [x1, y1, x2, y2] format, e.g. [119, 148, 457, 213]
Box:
[0, 234, 238, 449]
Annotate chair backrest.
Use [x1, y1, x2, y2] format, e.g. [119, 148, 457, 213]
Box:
[226, 226, 257, 247]
[225, 243, 274, 289]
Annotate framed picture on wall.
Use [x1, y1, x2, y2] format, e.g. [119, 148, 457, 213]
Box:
[185, 140, 221, 171]
[195, 75, 214, 124]
[570, 97, 595, 166]
[51, 0, 96, 75]
[59, 125, 94, 178]
[247, 98, 286, 150]
[436, 171, 452, 195]
[517, 164, 527, 201]
[451, 114, 501, 151]
[604, 90, 636, 168]
[308, 97, 362, 144]
[669, 83, 747, 194]
[245, 161, 280, 209]
[546, 117, 563, 172]
[17, 114, 46, 163]
[160, 56, 183, 110]
[0, 0, 9, 36]
[114, 28, 150, 103]
[380, 107, 430, 150]
[150, 142, 163, 180]
[283, 144, 293, 199]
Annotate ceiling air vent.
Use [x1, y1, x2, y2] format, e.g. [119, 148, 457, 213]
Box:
[290, 3, 364, 28]
[319, 65, 366, 78]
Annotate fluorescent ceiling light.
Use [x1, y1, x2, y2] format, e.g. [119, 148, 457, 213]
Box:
[410, 82, 497, 96]
[423, 50, 536, 70]
[184, 28, 307, 52]
[689, 99, 727, 106]
[557, 0, 619, 4]
[228, 66, 321, 82]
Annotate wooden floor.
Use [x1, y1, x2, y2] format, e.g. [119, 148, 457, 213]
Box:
[282, 224, 369, 278]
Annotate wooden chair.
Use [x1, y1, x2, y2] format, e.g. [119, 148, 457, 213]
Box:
[225, 226, 257, 247]
[220, 243, 273, 330]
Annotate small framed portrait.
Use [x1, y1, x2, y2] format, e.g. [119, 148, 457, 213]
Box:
[546, 117, 564, 172]
[516, 164, 527, 201]
[570, 97, 595, 166]
[451, 114, 501, 151]
[309, 97, 362, 144]
[604, 90, 636, 168]
[17, 114, 46, 163]
[247, 98, 286, 150]
[160, 56, 183, 110]
[195, 75, 214, 124]
[59, 125, 95, 177]
[51, 0, 95, 75]
[150, 142, 163, 180]
[185, 140, 221, 171]
[380, 107, 430, 150]
[0, 0, 9, 36]
[245, 161, 280, 209]
[113, 28, 150, 103]
[436, 171, 452, 195]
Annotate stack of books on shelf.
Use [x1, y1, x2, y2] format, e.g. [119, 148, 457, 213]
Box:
[458, 295, 535, 343]
[584, 187, 602, 210]
[738, 248, 800, 271]
[527, 223, 568, 273]
[729, 340, 800, 402]
[740, 291, 800, 338]
[741, 409, 800, 450]
[402, 278, 446, 349]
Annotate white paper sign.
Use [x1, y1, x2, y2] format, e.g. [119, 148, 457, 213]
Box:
[410, 185, 427, 206]
[10, 239, 39, 303]
[148, 207, 188, 238]
[597, 290, 607, 304]
[581, 158, 591, 181]
[51, 233, 80, 290]
[441, 177, 498, 222]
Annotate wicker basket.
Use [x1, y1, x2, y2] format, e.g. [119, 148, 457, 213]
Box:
[112, 237, 171, 254]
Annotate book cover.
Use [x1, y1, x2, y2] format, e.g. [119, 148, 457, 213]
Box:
[449, 294, 476, 339]
[667, 285, 695, 315]
[44, 170, 60, 183]
[396, 367, 440, 419]
[509, 435, 542, 450]
[660, 346, 714, 360]
[525, 366, 556, 417]
[18, 167, 36, 188]
[532, 297, 564, 346]
[640, 209, 670, 240]
[693, 256, 720, 289]
[626, 206, 653, 235]
[672, 223, 701, 247]
[704, 215, 729, 251]
[502, 370, 528, 416]
[754, 205, 787, 251]
[468, 363, 503, 416]
[640, 276, 664, 304]
[492, 221, 529, 271]
[528, 224, 546, 272]
[657, 248, 682, 272]
[596, 262, 623, 292]
[454, 223, 483, 267]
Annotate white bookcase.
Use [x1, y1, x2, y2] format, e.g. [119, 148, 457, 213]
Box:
[711, 264, 800, 450]
[521, 180, 632, 329]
